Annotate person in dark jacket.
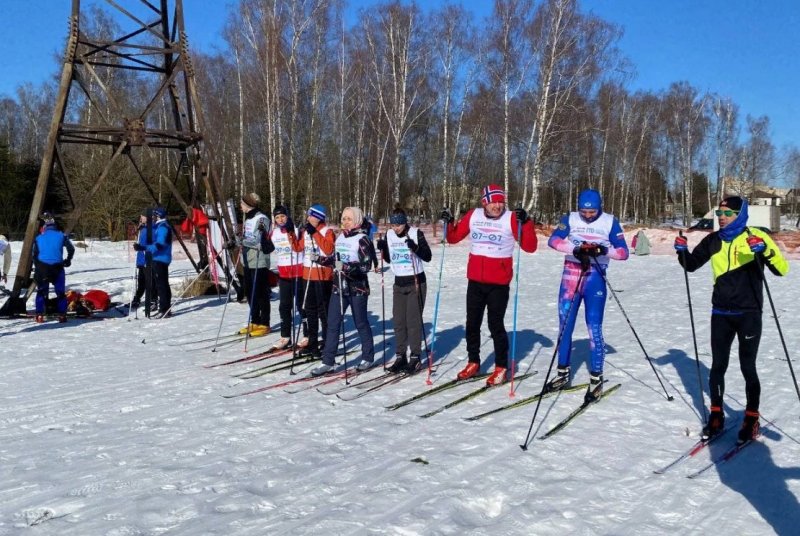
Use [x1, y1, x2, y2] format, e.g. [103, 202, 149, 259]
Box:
[147, 207, 173, 319]
[311, 206, 377, 376]
[442, 184, 537, 386]
[33, 212, 75, 323]
[675, 196, 789, 443]
[376, 208, 432, 373]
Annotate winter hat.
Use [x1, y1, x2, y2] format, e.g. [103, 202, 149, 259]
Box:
[308, 203, 327, 222]
[41, 212, 56, 225]
[241, 192, 261, 209]
[153, 206, 167, 219]
[389, 210, 408, 225]
[273, 205, 289, 217]
[578, 189, 602, 211]
[719, 196, 743, 212]
[481, 184, 506, 205]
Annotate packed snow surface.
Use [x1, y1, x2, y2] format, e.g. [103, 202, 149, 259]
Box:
[1, 229, 799, 535]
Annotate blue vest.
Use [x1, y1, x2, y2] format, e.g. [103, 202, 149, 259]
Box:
[35, 228, 68, 265]
[147, 220, 172, 264]
[136, 226, 149, 267]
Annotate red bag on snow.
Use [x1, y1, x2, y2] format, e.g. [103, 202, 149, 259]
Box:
[83, 289, 111, 311]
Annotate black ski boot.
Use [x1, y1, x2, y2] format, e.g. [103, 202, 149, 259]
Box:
[406, 355, 422, 374]
[737, 410, 760, 444]
[583, 373, 603, 404]
[545, 366, 570, 393]
[701, 406, 725, 440]
[389, 354, 408, 373]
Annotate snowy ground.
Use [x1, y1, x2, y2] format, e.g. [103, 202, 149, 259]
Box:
[1, 229, 799, 535]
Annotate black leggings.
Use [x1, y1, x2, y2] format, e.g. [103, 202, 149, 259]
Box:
[709, 312, 762, 412]
[465, 280, 509, 367]
[278, 277, 307, 338]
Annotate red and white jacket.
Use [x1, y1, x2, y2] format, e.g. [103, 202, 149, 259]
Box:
[446, 208, 537, 285]
[270, 226, 303, 279]
[290, 223, 335, 282]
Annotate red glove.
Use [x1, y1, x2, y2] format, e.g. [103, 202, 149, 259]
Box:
[674, 236, 688, 252]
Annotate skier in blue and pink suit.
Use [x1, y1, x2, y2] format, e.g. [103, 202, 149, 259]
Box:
[546, 189, 629, 403]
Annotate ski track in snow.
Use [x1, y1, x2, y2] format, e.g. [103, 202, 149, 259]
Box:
[1, 233, 799, 535]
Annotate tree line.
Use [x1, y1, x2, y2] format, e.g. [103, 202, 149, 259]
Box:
[1, 0, 799, 240]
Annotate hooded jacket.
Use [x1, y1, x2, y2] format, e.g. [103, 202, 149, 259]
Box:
[679, 201, 789, 312]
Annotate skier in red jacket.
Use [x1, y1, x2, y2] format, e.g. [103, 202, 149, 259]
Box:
[442, 184, 537, 385]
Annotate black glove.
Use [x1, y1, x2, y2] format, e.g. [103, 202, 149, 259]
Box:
[63, 258, 72, 268]
[376, 237, 387, 251]
[406, 238, 418, 252]
[284, 218, 295, 235]
[573, 242, 606, 259]
[305, 222, 317, 236]
[440, 209, 454, 224]
[133, 243, 145, 252]
[514, 207, 529, 224]
[225, 238, 239, 250]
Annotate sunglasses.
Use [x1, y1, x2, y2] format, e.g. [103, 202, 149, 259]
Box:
[715, 209, 739, 217]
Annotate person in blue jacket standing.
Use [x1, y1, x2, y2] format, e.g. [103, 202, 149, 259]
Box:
[546, 189, 629, 403]
[33, 212, 75, 323]
[147, 207, 173, 318]
[131, 211, 155, 308]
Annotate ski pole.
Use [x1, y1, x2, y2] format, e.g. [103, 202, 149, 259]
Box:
[678, 230, 707, 422]
[378, 234, 388, 370]
[158, 263, 211, 320]
[410, 249, 430, 365]
[591, 256, 674, 402]
[336, 254, 349, 384]
[426, 219, 448, 385]
[520, 266, 588, 451]
[127, 261, 138, 321]
[292, 232, 323, 374]
[211, 246, 239, 352]
[747, 230, 800, 407]
[508, 219, 524, 397]
[243, 248, 260, 353]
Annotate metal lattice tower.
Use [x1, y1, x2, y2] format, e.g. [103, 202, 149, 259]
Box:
[2, 0, 235, 316]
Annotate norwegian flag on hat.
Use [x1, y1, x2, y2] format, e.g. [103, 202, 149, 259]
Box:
[481, 184, 506, 205]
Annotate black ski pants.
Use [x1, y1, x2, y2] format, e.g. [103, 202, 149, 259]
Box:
[278, 277, 307, 338]
[133, 265, 156, 305]
[466, 280, 509, 368]
[152, 261, 172, 315]
[243, 267, 271, 326]
[709, 312, 762, 412]
[304, 279, 332, 351]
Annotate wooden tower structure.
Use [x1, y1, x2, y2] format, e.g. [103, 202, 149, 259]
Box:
[1, 0, 236, 316]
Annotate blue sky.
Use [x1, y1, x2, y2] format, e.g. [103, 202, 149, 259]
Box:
[1, 1, 797, 149]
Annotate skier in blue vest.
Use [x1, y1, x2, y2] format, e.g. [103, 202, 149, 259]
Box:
[33, 212, 75, 323]
[546, 189, 629, 403]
